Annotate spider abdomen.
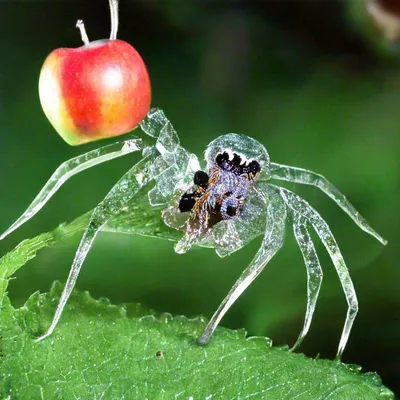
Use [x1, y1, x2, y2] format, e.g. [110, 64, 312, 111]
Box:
[206, 168, 250, 221]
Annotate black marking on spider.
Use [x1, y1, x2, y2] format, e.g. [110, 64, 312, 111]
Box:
[215, 151, 261, 179]
[194, 170, 209, 188]
[178, 170, 210, 213]
[178, 193, 197, 213]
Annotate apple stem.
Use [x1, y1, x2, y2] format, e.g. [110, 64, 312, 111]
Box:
[109, 0, 119, 40]
[76, 20, 90, 45]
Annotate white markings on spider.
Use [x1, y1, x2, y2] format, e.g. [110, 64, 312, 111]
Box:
[0, 108, 387, 357]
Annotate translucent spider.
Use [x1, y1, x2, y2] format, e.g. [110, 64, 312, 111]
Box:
[1, 109, 386, 357]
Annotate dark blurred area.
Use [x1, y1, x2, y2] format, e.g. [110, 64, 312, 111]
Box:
[0, 0, 399, 395]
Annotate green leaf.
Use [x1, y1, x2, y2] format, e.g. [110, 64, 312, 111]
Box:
[0, 283, 394, 399]
[0, 212, 89, 310]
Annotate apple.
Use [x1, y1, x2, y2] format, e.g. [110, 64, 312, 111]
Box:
[38, 0, 151, 145]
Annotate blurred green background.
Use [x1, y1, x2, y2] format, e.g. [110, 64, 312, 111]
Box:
[0, 0, 399, 395]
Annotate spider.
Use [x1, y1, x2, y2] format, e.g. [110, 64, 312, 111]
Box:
[1, 108, 386, 357]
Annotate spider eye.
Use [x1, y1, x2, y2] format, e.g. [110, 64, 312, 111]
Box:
[194, 170, 209, 188]
[215, 151, 243, 172]
[178, 193, 196, 212]
[231, 153, 242, 165]
[244, 160, 261, 176]
[215, 150, 261, 179]
[215, 152, 228, 163]
[215, 152, 231, 171]
[226, 205, 238, 217]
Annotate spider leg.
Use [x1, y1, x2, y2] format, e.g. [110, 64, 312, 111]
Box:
[290, 213, 323, 351]
[278, 186, 358, 357]
[36, 150, 157, 341]
[270, 162, 387, 245]
[198, 186, 286, 345]
[0, 137, 146, 240]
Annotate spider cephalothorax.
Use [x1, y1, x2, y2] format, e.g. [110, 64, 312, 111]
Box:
[175, 134, 264, 253]
[0, 108, 387, 358]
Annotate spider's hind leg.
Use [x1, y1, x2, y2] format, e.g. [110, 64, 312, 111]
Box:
[36, 151, 157, 341]
[279, 187, 358, 358]
[291, 214, 323, 351]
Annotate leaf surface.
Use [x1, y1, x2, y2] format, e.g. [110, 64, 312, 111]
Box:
[0, 283, 393, 399]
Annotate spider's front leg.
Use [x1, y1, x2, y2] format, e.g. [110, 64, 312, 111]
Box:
[36, 150, 157, 341]
[198, 185, 287, 345]
[36, 109, 193, 341]
[278, 187, 358, 357]
[270, 163, 387, 245]
[0, 137, 146, 240]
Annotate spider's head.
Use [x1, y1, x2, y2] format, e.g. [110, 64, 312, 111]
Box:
[204, 134, 270, 179]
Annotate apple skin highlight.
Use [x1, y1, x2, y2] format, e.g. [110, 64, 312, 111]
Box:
[39, 39, 151, 146]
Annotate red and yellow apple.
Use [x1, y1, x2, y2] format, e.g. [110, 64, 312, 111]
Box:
[38, 1, 151, 146]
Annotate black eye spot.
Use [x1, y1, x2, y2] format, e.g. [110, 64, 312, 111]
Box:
[231, 153, 242, 166]
[216, 152, 232, 171]
[215, 152, 228, 164]
[178, 193, 196, 212]
[226, 205, 238, 217]
[247, 160, 261, 175]
[194, 170, 209, 188]
[215, 150, 261, 178]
